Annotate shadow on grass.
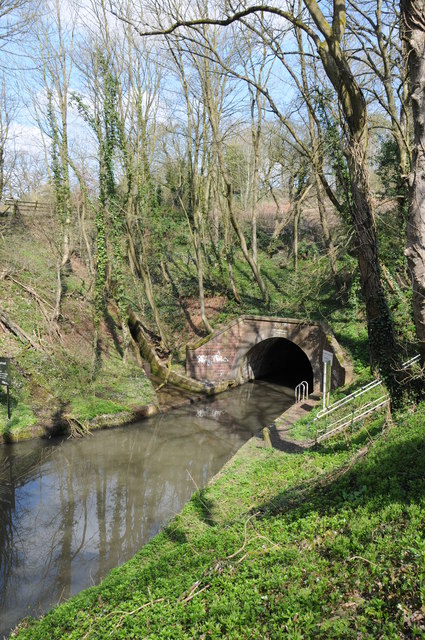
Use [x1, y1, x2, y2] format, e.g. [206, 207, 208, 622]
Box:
[333, 329, 369, 368]
[104, 307, 124, 358]
[164, 524, 188, 545]
[254, 426, 425, 525]
[190, 488, 217, 527]
[162, 487, 216, 546]
[261, 267, 283, 292]
[265, 424, 308, 453]
[43, 402, 69, 439]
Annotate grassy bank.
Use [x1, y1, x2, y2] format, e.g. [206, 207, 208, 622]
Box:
[10, 401, 425, 639]
[0, 208, 156, 441]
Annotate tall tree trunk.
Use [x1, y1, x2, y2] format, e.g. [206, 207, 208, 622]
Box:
[305, 0, 398, 383]
[346, 135, 398, 376]
[182, 198, 213, 334]
[126, 219, 169, 348]
[249, 89, 262, 267]
[315, 172, 340, 288]
[204, 78, 269, 303]
[293, 201, 300, 273]
[402, 0, 425, 362]
[224, 178, 269, 303]
[194, 215, 213, 333]
[295, 16, 340, 289]
[77, 194, 95, 279]
[214, 175, 240, 303]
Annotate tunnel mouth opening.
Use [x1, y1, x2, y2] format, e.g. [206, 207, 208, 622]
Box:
[243, 337, 314, 393]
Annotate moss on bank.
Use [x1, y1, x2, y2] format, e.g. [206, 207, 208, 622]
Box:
[10, 402, 425, 639]
[0, 357, 157, 442]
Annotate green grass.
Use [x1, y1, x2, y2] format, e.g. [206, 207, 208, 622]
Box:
[0, 386, 37, 437]
[66, 357, 157, 423]
[10, 404, 425, 639]
[289, 371, 389, 443]
[68, 396, 128, 421]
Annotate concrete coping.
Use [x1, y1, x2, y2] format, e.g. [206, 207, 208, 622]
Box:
[187, 315, 324, 351]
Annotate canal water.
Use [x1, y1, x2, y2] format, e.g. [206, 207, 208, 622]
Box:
[0, 380, 293, 637]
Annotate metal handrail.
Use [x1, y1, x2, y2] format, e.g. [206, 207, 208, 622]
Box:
[305, 353, 420, 441]
[402, 354, 420, 368]
[315, 396, 390, 442]
[316, 394, 389, 436]
[315, 379, 382, 420]
[316, 353, 419, 422]
[295, 381, 309, 403]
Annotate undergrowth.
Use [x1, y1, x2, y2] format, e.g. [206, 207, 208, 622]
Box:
[0, 213, 156, 438]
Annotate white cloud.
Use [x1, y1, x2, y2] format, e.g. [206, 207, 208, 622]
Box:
[7, 121, 46, 153]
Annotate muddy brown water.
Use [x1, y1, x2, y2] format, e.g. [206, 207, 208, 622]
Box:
[0, 380, 293, 637]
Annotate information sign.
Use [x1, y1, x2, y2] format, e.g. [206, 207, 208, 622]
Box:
[0, 357, 11, 419]
[322, 349, 334, 365]
[0, 357, 10, 386]
[322, 350, 333, 410]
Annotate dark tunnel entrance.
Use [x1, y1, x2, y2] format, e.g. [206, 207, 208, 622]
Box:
[244, 337, 314, 392]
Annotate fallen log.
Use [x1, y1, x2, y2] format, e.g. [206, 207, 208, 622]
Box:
[5, 275, 62, 340]
[0, 309, 41, 350]
[128, 311, 233, 395]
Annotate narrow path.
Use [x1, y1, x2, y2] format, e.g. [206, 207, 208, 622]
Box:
[258, 393, 321, 452]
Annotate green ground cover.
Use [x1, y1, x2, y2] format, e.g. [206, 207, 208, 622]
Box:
[10, 404, 425, 639]
[0, 215, 156, 439]
[289, 370, 389, 443]
[0, 349, 156, 439]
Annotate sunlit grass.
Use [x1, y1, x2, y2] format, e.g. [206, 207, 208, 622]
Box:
[11, 405, 425, 639]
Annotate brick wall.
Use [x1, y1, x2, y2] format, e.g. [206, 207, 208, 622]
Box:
[186, 316, 352, 392]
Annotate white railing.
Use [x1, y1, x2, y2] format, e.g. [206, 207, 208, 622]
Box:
[314, 395, 390, 442]
[316, 353, 420, 422]
[402, 354, 421, 368]
[316, 378, 382, 421]
[304, 354, 420, 442]
[295, 381, 309, 403]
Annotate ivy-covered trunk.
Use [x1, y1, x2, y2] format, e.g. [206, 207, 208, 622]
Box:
[303, 0, 399, 390]
[47, 91, 72, 323]
[402, 0, 425, 363]
[345, 133, 397, 377]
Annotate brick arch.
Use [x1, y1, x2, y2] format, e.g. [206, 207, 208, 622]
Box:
[186, 315, 352, 392]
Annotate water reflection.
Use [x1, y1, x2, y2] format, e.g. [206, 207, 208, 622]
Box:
[0, 380, 292, 637]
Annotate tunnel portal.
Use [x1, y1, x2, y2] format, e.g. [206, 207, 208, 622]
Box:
[186, 315, 352, 393]
[243, 337, 314, 392]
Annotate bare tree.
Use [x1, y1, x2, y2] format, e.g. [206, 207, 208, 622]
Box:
[236, 26, 272, 268]
[29, 0, 77, 321]
[0, 0, 37, 200]
[347, 0, 411, 192]
[0, 0, 36, 52]
[0, 75, 17, 199]
[119, 0, 400, 389]
[165, 33, 214, 333]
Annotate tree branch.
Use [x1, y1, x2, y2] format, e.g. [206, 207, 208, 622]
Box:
[107, 1, 319, 44]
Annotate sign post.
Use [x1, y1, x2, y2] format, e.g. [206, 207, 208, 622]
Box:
[322, 350, 334, 410]
[0, 357, 11, 419]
